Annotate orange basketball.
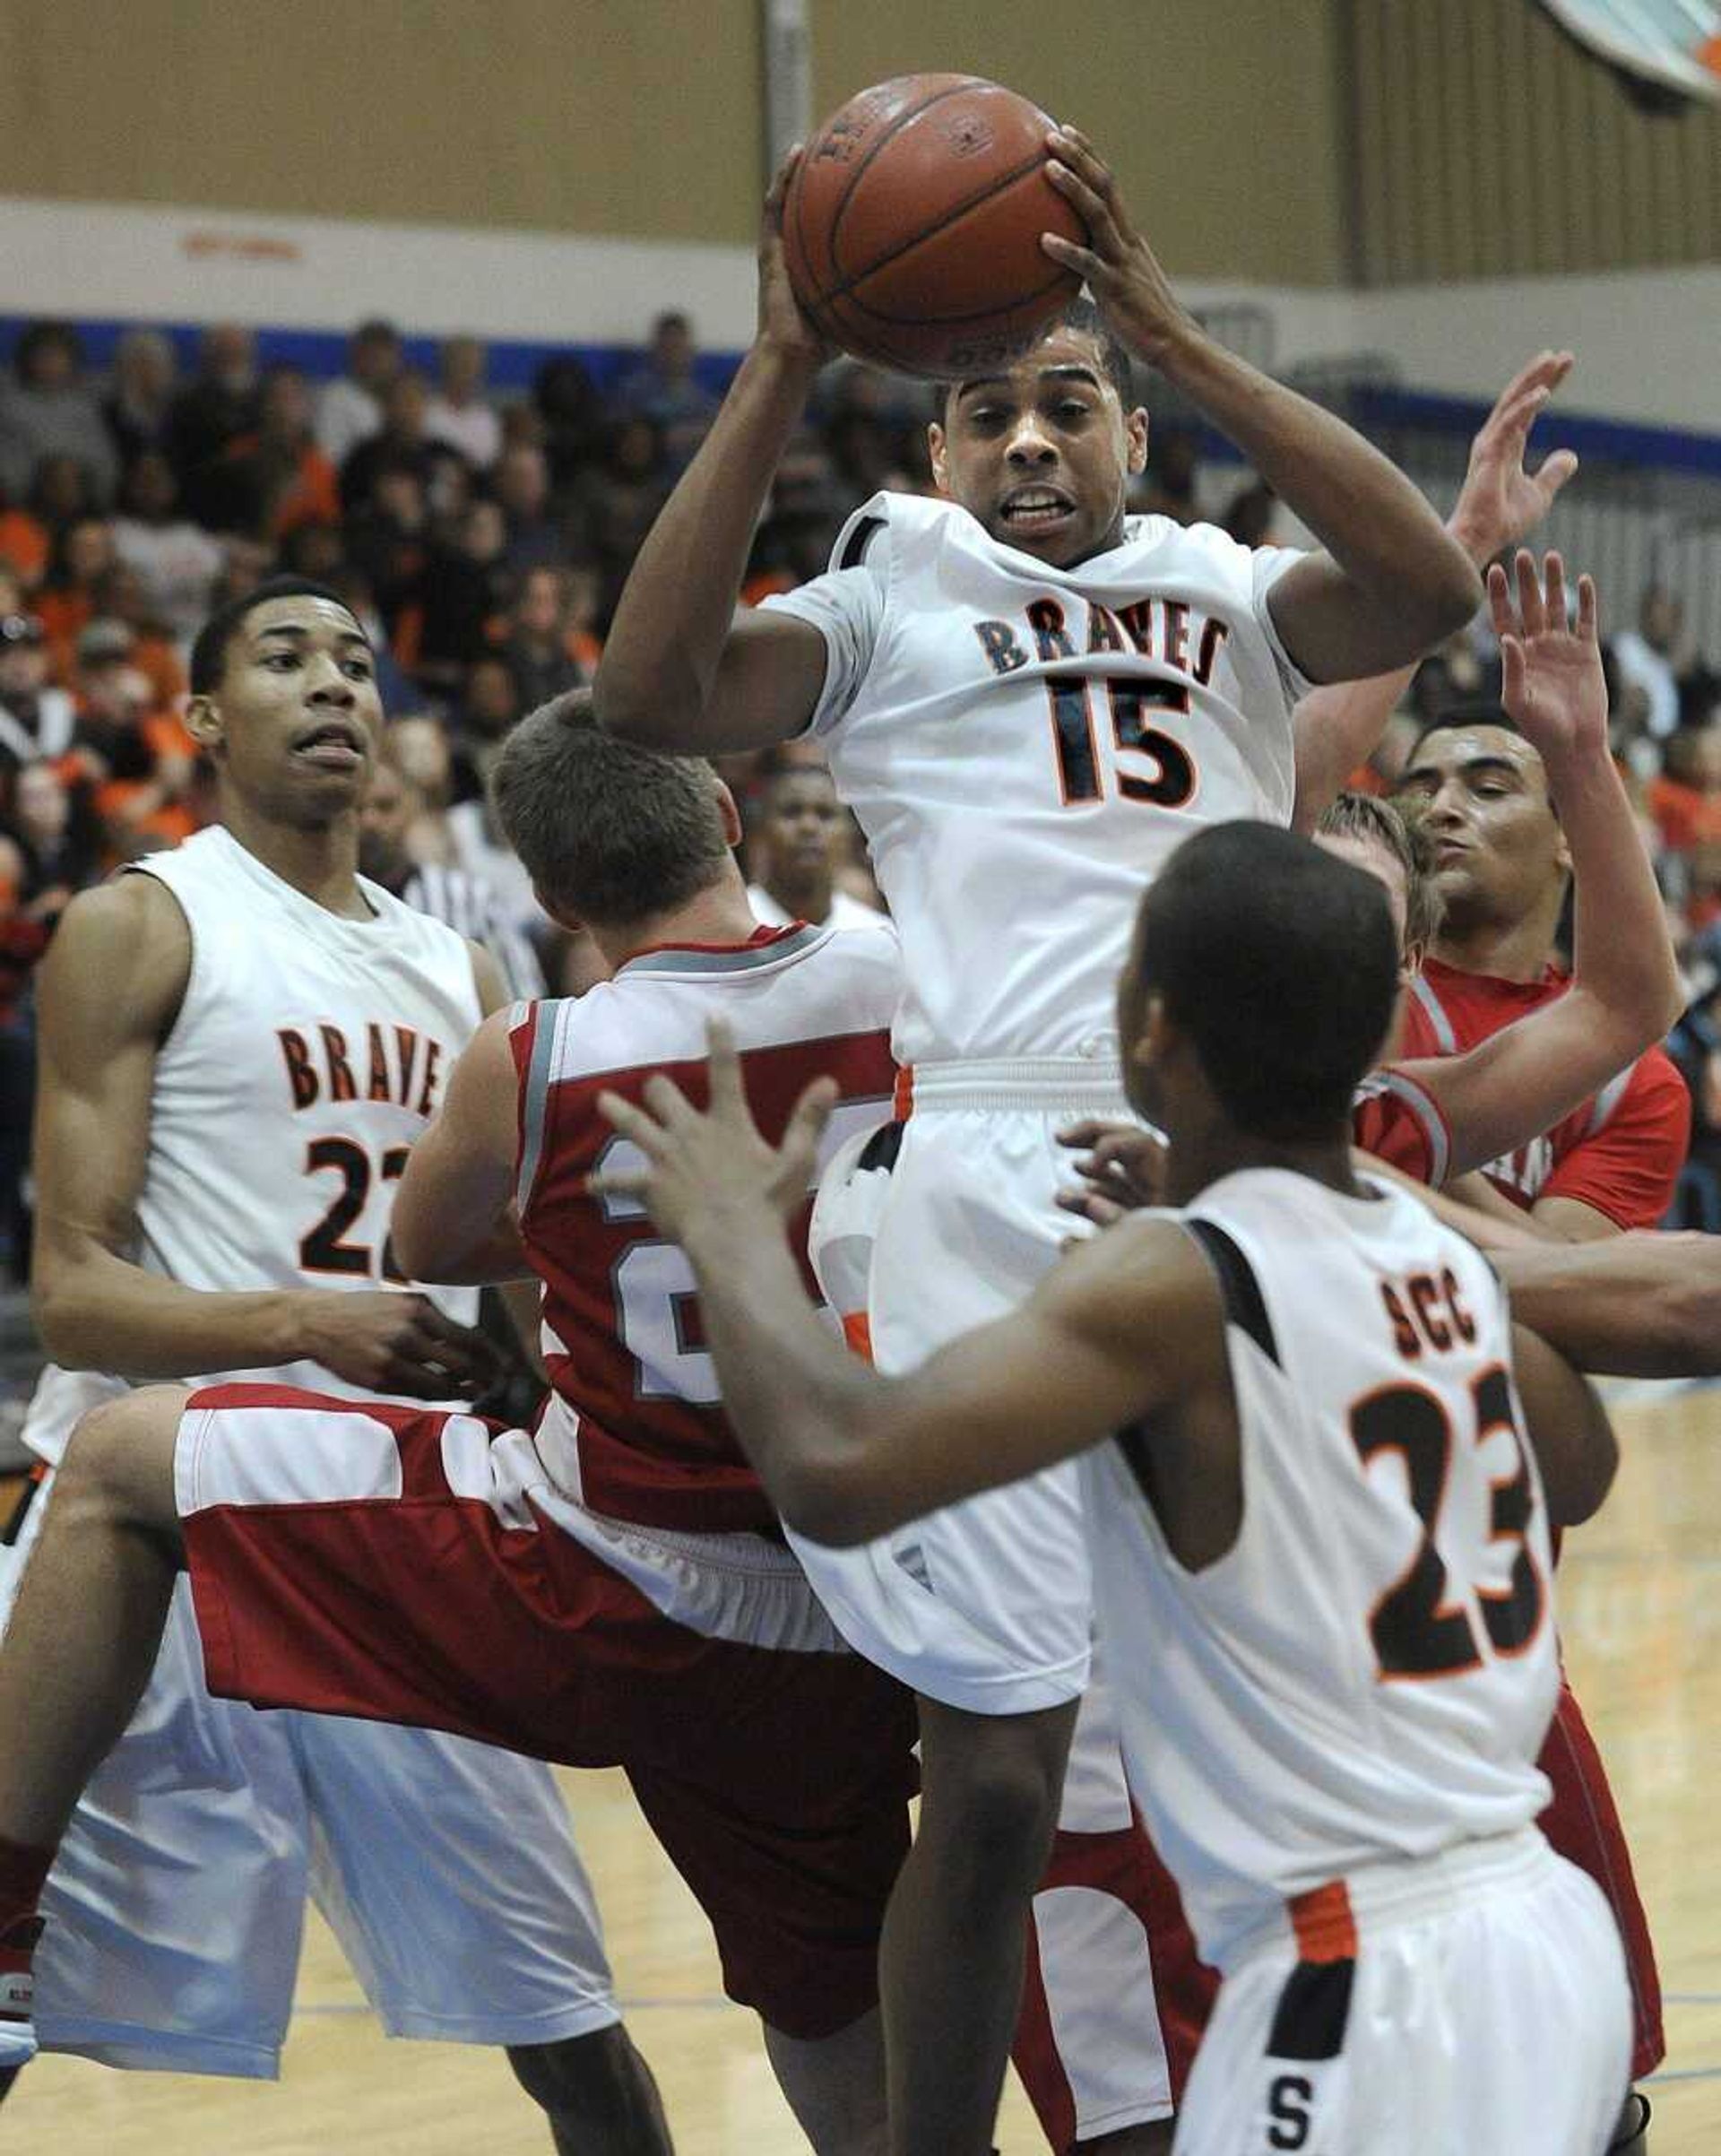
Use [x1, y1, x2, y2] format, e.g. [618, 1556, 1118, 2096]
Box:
[783, 74, 1086, 379]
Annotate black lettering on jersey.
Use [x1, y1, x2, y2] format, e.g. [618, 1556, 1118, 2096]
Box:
[1162, 600, 1190, 671]
[395, 1025, 421, 1108]
[1409, 1273, 1452, 1351]
[973, 619, 1030, 675]
[1195, 615, 1231, 686]
[367, 1023, 394, 1103]
[1266, 2075, 1313, 2150]
[278, 1027, 318, 1110]
[1085, 602, 1127, 655]
[1025, 597, 1076, 663]
[1385, 1270, 1475, 1361]
[416, 1036, 443, 1118]
[1380, 1282, 1422, 1360]
[1443, 1266, 1477, 1343]
[320, 1024, 358, 1104]
[1116, 599, 1154, 655]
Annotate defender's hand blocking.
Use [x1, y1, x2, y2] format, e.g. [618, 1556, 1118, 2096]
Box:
[1449, 351, 1579, 567]
[592, 1019, 838, 1247]
[757, 148, 830, 371]
[1490, 550, 1605, 770]
[1041, 127, 1194, 367]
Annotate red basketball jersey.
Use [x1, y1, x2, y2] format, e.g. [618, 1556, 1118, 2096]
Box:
[511, 921, 900, 1536]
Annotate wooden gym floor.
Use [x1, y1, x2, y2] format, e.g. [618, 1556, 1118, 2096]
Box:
[5, 1381, 1717, 2152]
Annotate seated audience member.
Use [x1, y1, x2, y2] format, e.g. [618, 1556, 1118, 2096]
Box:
[387, 713, 458, 848]
[746, 759, 884, 931]
[1647, 720, 1721, 857]
[426, 336, 502, 472]
[88, 565, 190, 706]
[342, 459, 429, 633]
[0, 613, 75, 771]
[25, 454, 100, 546]
[109, 453, 226, 645]
[340, 370, 466, 518]
[210, 365, 341, 540]
[101, 327, 179, 476]
[506, 566, 589, 710]
[406, 498, 512, 687]
[614, 308, 719, 469]
[569, 417, 669, 615]
[493, 443, 566, 578]
[34, 517, 117, 669]
[0, 484, 48, 590]
[65, 619, 197, 848]
[533, 353, 605, 489]
[1610, 584, 1686, 745]
[0, 324, 117, 507]
[315, 316, 402, 467]
[447, 654, 524, 799]
[359, 743, 545, 999]
[167, 325, 261, 525]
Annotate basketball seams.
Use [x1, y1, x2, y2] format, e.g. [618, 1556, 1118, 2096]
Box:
[846, 261, 1077, 333]
[823, 74, 990, 279]
[835, 153, 1076, 316]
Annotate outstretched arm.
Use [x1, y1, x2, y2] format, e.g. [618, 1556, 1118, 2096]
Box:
[391, 1010, 532, 1284]
[1043, 127, 1480, 683]
[592, 1022, 1210, 1544]
[1395, 553, 1682, 1176]
[1499, 1233, 1721, 1378]
[594, 158, 832, 752]
[1291, 352, 1579, 827]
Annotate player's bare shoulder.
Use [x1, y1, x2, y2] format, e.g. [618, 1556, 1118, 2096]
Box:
[39, 868, 193, 1045]
[1051, 1211, 1229, 1392]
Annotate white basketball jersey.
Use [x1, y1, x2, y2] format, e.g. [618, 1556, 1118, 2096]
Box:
[1082, 1167, 1559, 1973]
[24, 825, 480, 1462]
[764, 492, 1310, 1064]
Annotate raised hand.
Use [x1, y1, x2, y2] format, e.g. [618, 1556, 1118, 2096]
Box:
[1449, 351, 1579, 567]
[1040, 127, 1194, 367]
[591, 1018, 837, 1248]
[757, 148, 830, 371]
[1490, 550, 1606, 770]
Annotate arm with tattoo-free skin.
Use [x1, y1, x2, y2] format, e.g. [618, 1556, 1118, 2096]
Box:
[592, 160, 831, 753]
[1496, 1233, 1721, 1378]
[1291, 352, 1580, 828]
[590, 1021, 1222, 1545]
[1042, 128, 1482, 681]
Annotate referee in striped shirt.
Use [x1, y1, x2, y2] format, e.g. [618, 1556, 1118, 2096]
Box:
[359, 744, 547, 1000]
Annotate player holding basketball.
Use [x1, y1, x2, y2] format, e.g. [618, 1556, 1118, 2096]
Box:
[593, 118, 1517, 2153]
[0, 694, 920, 2156]
[0, 580, 669, 2151]
[592, 821, 1634, 2156]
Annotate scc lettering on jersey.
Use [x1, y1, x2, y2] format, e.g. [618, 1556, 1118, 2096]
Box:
[974, 594, 1234, 810]
[275, 1022, 446, 1118]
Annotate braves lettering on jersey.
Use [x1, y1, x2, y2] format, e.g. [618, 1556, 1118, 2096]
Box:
[1082, 1169, 1558, 1974]
[763, 493, 1312, 1064]
[22, 825, 480, 1463]
[513, 921, 900, 1536]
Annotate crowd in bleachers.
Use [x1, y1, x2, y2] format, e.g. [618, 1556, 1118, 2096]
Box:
[2, 308, 1720, 1275]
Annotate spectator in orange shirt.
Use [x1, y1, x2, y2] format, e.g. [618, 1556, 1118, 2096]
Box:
[89, 564, 190, 710]
[1646, 719, 1721, 855]
[0, 482, 48, 590]
[65, 618, 197, 849]
[35, 515, 117, 671]
[212, 364, 341, 540]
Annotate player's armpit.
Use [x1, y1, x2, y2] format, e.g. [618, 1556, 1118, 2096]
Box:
[391, 1010, 523, 1283]
[773, 1217, 1224, 1547]
[1509, 1320, 1617, 1527]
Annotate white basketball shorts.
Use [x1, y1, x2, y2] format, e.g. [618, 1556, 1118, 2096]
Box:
[792, 1057, 1134, 1718]
[1, 1462, 618, 2078]
[1178, 1831, 1630, 2155]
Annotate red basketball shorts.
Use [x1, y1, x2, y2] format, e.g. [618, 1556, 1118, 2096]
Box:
[173, 1383, 919, 2042]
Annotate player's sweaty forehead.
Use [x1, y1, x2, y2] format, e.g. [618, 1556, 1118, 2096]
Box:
[948, 330, 1120, 412]
[1401, 725, 1548, 799]
[241, 594, 370, 662]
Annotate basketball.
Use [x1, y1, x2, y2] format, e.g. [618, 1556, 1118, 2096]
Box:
[783, 74, 1087, 379]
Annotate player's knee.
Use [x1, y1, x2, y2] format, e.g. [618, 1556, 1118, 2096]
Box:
[921, 1723, 1068, 1886]
[60, 1388, 184, 1533]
